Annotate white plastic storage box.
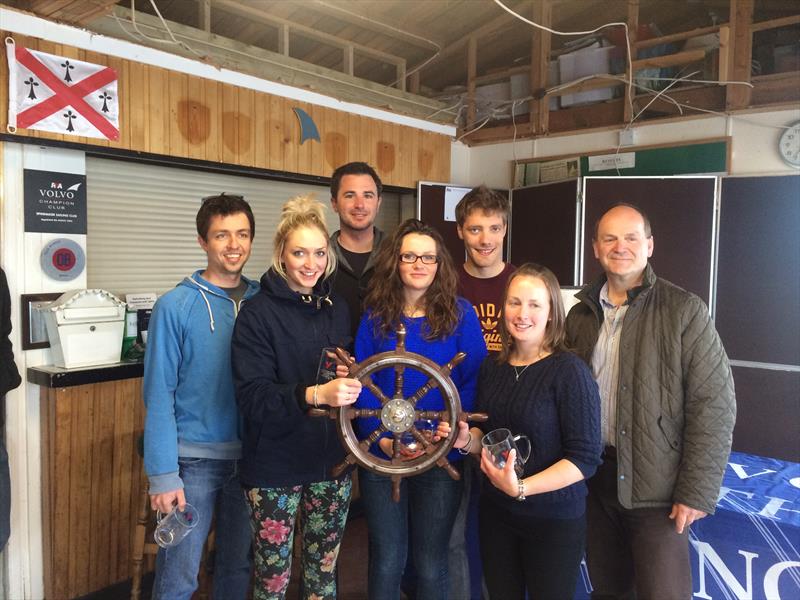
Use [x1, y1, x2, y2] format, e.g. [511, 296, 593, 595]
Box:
[510, 61, 559, 113]
[43, 289, 127, 369]
[558, 45, 615, 107]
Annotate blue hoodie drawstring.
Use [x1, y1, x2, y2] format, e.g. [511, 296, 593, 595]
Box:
[197, 287, 215, 332]
[184, 276, 226, 333]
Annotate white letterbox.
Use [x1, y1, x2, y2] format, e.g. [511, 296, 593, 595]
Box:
[43, 289, 127, 369]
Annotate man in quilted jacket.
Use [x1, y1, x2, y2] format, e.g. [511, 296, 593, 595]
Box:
[565, 203, 735, 600]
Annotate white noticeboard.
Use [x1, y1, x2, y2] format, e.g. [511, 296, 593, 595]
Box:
[443, 186, 470, 222]
[560, 287, 581, 313]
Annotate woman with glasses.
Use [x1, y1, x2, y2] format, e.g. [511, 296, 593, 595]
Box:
[354, 218, 487, 599]
[231, 195, 362, 599]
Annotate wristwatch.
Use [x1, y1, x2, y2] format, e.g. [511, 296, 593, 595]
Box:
[516, 479, 526, 502]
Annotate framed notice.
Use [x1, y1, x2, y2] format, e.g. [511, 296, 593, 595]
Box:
[21, 292, 60, 350]
[24, 169, 87, 234]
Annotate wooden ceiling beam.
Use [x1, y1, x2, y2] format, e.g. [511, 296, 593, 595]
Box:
[304, 0, 440, 52]
[726, 0, 754, 109]
[424, 10, 518, 70]
[29, 0, 120, 24]
[213, 0, 406, 68]
[28, 0, 77, 17]
[530, 0, 552, 134]
[198, 0, 211, 33]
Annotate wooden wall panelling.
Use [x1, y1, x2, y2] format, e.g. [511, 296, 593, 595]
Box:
[309, 102, 325, 177]
[131, 382, 147, 577]
[346, 111, 361, 173]
[356, 113, 372, 173]
[238, 87, 255, 168]
[205, 79, 221, 164]
[399, 125, 414, 189]
[40, 378, 145, 598]
[89, 381, 116, 590]
[128, 60, 149, 152]
[68, 385, 92, 595]
[324, 107, 347, 172]
[282, 97, 299, 175]
[253, 89, 270, 170]
[377, 119, 395, 180]
[185, 74, 206, 161]
[113, 378, 137, 582]
[169, 70, 189, 159]
[221, 83, 238, 165]
[268, 94, 286, 173]
[408, 123, 420, 188]
[338, 108, 353, 170]
[147, 66, 168, 156]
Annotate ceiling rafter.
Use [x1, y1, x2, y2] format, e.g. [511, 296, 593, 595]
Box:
[298, 0, 441, 52]
[213, 0, 406, 68]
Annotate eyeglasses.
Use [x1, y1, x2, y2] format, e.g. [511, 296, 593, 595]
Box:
[399, 253, 438, 265]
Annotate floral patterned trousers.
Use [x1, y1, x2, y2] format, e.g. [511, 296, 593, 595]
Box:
[244, 475, 352, 600]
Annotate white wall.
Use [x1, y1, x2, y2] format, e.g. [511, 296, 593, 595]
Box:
[451, 107, 800, 189]
[2, 144, 86, 600]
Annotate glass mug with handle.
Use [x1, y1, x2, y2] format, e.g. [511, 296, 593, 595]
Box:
[481, 428, 532, 477]
[154, 502, 200, 548]
[400, 419, 437, 453]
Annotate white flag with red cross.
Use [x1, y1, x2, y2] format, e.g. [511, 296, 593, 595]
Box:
[6, 40, 119, 140]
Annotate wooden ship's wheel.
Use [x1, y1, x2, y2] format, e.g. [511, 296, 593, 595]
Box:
[310, 324, 487, 501]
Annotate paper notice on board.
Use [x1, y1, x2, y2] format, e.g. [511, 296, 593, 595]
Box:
[539, 159, 580, 183]
[588, 153, 636, 171]
[444, 186, 470, 222]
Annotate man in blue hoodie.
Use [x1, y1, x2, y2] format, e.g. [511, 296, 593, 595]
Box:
[144, 194, 259, 600]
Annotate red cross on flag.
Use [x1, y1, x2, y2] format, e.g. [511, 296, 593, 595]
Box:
[6, 39, 119, 140]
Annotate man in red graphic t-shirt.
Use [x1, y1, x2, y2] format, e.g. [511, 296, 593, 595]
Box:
[449, 185, 514, 600]
[456, 185, 514, 355]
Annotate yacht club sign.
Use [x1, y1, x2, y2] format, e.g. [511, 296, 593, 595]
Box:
[24, 169, 87, 234]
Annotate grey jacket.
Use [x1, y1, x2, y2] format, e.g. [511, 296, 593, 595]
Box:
[330, 227, 385, 339]
[565, 264, 735, 514]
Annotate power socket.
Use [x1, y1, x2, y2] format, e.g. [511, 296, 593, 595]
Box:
[619, 129, 636, 146]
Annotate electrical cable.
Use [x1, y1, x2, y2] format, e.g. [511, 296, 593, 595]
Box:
[492, 0, 634, 120]
[108, 7, 451, 113]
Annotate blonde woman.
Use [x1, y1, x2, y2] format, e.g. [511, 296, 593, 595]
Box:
[232, 195, 361, 599]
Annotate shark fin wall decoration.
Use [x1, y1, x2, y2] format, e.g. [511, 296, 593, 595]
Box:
[292, 107, 321, 144]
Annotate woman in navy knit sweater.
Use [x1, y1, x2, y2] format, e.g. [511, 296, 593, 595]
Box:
[453, 263, 602, 599]
[355, 219, 487, 600]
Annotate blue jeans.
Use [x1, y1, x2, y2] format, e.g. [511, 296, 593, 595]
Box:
[360, 464, 463, 600]
[152, 458, 252, 600]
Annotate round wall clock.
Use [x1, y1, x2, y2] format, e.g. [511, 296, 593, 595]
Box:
[778, 120, 800, 168]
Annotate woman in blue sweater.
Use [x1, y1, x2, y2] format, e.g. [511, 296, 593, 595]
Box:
[452, 262, 602, 599]
[231, 196, 362, 599]
[355, 219, 487, 600]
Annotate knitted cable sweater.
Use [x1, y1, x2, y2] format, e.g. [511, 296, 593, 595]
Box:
[475, 351, 602, 519]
